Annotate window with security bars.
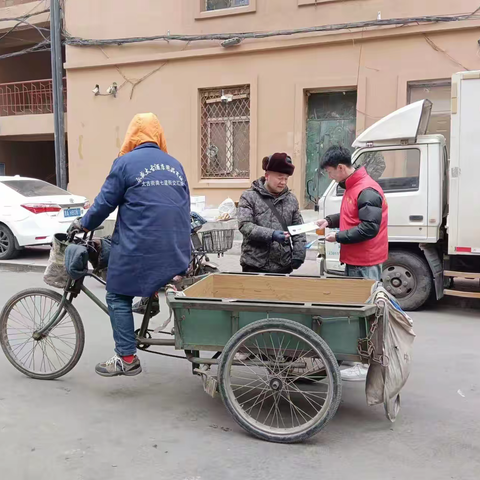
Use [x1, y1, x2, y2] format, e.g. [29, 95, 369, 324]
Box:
[200, 86, 250, 179]
[205, 0, 249, 11]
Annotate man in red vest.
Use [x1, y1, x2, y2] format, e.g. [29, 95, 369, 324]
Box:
[317, 145, 389, 382]
[317, 145, 388, 282]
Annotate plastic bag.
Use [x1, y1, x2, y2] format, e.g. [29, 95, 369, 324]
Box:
[43, 233, 70, 288]
[366, 285, 415, 420]
[216, 197, 236, 220]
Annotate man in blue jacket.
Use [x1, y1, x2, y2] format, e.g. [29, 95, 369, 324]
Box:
[70, 113, 191, 377]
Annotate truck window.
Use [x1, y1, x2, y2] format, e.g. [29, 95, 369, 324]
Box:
[338, 148, 421, 195]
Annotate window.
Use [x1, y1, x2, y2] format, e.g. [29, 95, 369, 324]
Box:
[200, 86, 250, 179]
[354, 149, 421, 192]
[298, 0, 353, 5]
[1, 179, 69, 197]
[408, 81, 451, 150]
[205, 0, 249, 10]
[0, 163, 4, 176]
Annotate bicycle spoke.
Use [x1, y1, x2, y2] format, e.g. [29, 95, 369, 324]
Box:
[279, 391, 313, 422]
[48, 334, 76, 351]
[44, 337, 68, 368]
[287, 383, 326, 410]
[231, 376, 266, 392]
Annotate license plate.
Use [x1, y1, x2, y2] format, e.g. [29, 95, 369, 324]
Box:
[64, 208, 81, 218]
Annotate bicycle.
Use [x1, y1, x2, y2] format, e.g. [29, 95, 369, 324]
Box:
[0, 227, 180, 380]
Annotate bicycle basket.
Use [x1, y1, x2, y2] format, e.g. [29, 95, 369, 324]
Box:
[199, 229, 234, 254]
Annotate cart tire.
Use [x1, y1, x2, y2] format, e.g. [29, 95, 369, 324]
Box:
[218, 318, 342, 443]
[0, 288, 85, 380]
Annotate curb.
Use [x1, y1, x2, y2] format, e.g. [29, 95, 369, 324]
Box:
[0, 262, 47, 273]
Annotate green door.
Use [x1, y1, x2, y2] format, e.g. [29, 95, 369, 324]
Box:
[305, 91, 357, 208]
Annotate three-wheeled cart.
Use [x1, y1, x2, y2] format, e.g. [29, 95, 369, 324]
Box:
[1, 268, 392, 444]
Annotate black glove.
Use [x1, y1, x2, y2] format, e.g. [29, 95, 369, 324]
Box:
[291, 259, 303, 270]
[67, 217, 84, 235]
[272, 230, 287, 244]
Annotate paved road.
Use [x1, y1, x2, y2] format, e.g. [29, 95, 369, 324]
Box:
[0, 271, 479, 480]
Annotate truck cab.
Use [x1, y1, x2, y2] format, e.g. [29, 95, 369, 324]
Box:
[318, 100, 449, 310]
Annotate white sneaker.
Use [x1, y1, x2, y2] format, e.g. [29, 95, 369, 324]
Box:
[235, 353, 252, 362]
[340, 363, 368, 382]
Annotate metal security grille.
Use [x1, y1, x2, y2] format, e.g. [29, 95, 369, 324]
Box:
[0, 78, 67, 117]
[205, 0, 249, 11]
[200, 86, 250, 179]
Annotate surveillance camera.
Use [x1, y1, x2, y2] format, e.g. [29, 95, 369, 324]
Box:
[221, 94, 233, 103]
[106, 82, 118, 97]
[92, 85, 100, 95]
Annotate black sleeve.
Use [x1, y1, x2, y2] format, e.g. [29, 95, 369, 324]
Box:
[326, 213, 340, 229]
[336, 188, 383, 244]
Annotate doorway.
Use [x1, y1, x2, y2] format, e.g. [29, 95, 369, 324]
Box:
[305, 90, 357, 208]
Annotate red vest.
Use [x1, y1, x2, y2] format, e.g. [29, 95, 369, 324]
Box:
[339, 167, 388, 266]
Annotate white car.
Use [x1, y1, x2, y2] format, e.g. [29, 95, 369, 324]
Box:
[0, 176, 89, 260]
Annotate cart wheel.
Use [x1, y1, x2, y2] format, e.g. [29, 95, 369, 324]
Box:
[384, 394, 401, 423]
[218, 318, 342, 443]
[0, 288, 85, 380]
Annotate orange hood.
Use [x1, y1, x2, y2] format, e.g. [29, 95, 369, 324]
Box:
[119, 113, 168, 157]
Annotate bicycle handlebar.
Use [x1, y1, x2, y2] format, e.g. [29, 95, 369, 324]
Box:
[67, 225, 105, 243]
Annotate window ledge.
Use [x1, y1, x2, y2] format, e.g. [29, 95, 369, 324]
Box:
[196, 1, 256, 20]
[298, 0, 353, 5]
[194, 179, 251, 189]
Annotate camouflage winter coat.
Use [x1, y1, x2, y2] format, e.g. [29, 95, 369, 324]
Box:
[238, 178, 306, 272]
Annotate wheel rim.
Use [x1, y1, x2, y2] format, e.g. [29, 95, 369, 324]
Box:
[0, 231, 9, 253]
[382, 265, 417, 299]
[223, 328, 334, 437]
[1, 293, 79, 376]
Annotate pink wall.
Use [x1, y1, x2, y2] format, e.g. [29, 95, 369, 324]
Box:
[63, 0, 480, 206]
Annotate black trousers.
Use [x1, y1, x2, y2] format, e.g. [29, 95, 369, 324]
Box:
[242, 265, 293, 275]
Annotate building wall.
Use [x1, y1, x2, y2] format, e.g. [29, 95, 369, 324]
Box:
[0, 51, 52, 84]
[64, 0, 480, 206]
[0, 140, 56, 182]
[0, 0, 35, 7]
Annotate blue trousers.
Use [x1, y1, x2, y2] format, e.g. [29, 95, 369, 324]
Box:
[106, 291, 136, 356]
[346, 264, 382, 281]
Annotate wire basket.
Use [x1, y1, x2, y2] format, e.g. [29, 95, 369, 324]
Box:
[199, 229, 235, 254]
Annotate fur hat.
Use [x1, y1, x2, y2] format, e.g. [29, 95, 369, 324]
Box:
[262, 153, 295, 176]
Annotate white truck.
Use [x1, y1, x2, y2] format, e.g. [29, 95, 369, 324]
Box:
[317, 70, 480, 310]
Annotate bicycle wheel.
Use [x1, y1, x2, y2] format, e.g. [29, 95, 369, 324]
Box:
[0, 288, 85, 380]
[218, 318, 342, 444]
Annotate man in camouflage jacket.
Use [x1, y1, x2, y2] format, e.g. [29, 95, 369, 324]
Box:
[238, 153, 306, 273]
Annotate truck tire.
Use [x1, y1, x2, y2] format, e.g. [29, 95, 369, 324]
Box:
[382, 250, 432, 311]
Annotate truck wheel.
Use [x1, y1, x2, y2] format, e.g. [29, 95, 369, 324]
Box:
[382, 250, 432, 311]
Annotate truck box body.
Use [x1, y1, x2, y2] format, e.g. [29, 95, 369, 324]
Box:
[449, 72, 480, 255]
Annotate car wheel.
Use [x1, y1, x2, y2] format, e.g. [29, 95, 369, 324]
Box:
[0, 225, 20, 260]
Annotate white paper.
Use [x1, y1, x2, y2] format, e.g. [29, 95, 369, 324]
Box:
[288, 222, 318, 236]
